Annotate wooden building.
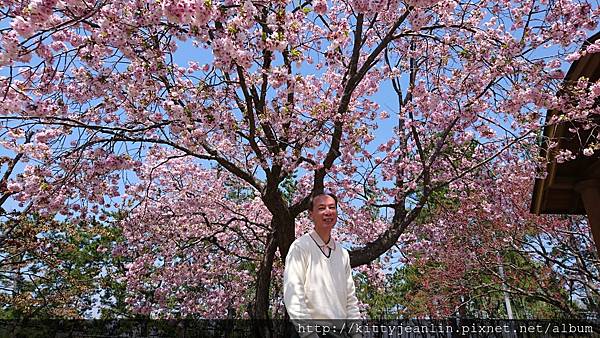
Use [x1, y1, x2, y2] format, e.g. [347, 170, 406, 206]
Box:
[531, 32, 600, 253]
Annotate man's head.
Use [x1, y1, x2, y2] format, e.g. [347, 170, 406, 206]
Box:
[308, 193, 338, 232]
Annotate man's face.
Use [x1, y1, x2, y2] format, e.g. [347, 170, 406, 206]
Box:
[309, 195, 338, 231]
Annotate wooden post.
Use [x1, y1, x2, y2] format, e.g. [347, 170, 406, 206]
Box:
[575, 179, 600, 254]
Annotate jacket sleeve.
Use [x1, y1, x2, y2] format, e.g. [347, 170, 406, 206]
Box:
[283, 242, 311, 320]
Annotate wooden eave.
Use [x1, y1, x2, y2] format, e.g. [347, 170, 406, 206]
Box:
[531, 32, 600, 215]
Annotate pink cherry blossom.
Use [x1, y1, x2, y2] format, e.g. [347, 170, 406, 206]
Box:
[0, 0, 598, 322]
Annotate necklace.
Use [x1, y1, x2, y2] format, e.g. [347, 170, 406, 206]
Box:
[309, 234, 335, 258]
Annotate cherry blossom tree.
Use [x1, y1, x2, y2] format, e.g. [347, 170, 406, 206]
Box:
[119, 147, 273, 317]
[1, 0, 599, 325]
[0, 149, 129, 319]
[396, 152, 599, 318]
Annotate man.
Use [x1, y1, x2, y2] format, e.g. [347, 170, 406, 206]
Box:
[283, 192, 361, 336]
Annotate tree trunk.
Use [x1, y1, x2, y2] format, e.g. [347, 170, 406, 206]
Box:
[254, 181, 297, 335]
[251, 229, 278, 337]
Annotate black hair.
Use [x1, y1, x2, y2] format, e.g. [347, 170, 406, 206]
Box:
[308, 192, 338, 211]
